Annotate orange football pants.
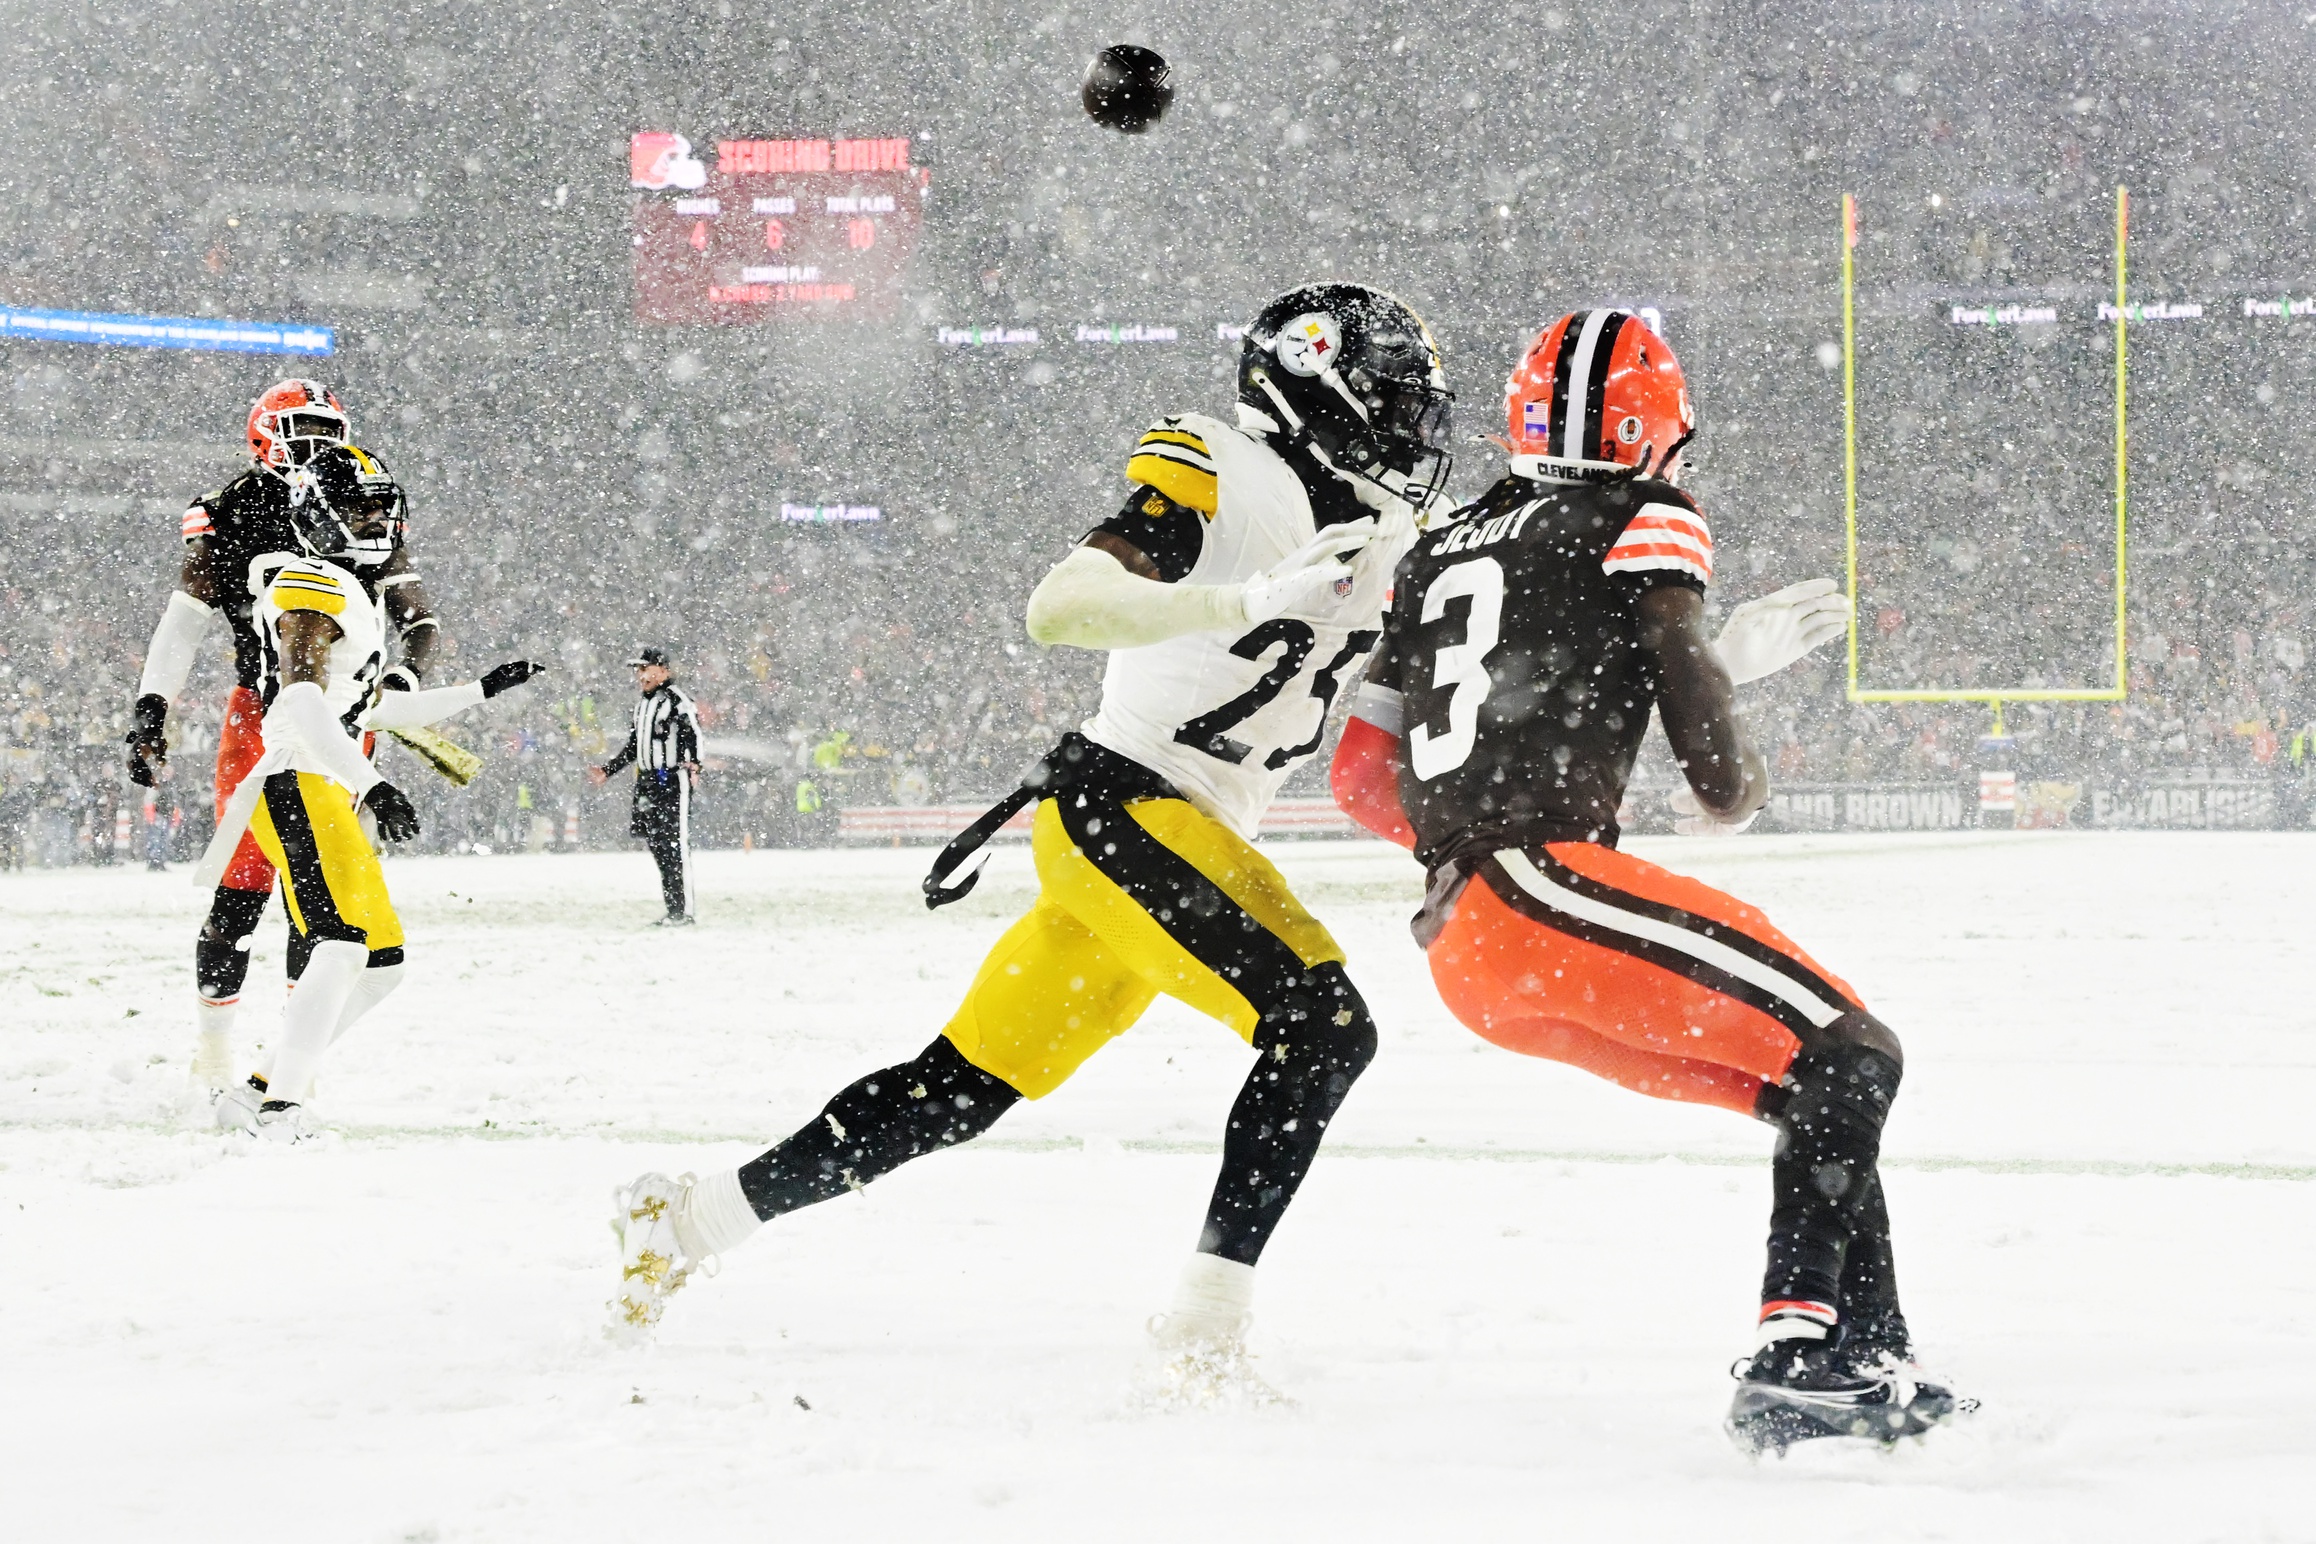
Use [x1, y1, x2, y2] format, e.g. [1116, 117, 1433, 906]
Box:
[1426, 843, 1865, 1117]
[213, 686, 276, 893]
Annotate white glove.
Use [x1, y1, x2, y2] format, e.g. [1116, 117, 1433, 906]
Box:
[1239, 519, 1376, 624]
[1713, 577, 1850, 686]
[1669, 784, 1760, 837]
[1339, 500, 1418, 620]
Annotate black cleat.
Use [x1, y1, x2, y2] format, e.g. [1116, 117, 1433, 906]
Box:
[1726, 1329, 1970, 1455]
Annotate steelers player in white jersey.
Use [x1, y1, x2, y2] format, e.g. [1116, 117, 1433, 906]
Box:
[198, 444, 543, 1140]
[613, 284, 1453, 1384]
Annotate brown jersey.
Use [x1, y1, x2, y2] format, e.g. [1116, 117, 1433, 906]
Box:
[181, 467, 301, 691]
[1369, 470, 1713, 871]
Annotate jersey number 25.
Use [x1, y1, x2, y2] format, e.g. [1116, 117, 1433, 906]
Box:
[1408, 556, 1504, 780]
[1175, 621, 1379, 771]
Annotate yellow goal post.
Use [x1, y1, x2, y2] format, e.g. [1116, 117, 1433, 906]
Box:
[1840, 186, 2131, 735]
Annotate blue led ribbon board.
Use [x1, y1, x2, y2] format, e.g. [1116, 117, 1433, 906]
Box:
[0, 305, 333, 355]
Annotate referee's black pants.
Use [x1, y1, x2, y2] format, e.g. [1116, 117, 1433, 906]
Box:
[630, 771, 693, 919]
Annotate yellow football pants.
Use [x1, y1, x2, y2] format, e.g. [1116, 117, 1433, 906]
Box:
[248, 771, 405, 951]
[941, 795, 1342, 1099]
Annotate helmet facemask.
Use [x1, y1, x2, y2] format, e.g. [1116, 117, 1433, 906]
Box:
[1240, 285, 1455, 511]
[248, 379, 349, 475]
[287, 446, 405, 567]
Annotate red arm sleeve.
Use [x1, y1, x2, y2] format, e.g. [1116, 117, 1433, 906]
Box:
[1331, 712, 1417, 850]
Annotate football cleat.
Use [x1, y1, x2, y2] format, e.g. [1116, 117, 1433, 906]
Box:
[1140, 1307, 1285, 1411]
[254, 1100, 322, 1144]
[608, 1172, 713, 1340]
[1726, 1327, 1967, 1454]
[213, 1079, 264, 1135]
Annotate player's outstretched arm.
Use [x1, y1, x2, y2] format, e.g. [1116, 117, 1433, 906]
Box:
[1713, 577, 1850, 685]
[1024, 524, 1372, 651]
[1640, 587, 1768, 822]
[1330, 676, 1417, 850]
[127, 543, 222, 785]
[365, 660, 546, 732]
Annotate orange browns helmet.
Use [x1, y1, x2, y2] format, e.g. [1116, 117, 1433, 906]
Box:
[1506, 309, 1694, 481]
[246, 378, 348, 473]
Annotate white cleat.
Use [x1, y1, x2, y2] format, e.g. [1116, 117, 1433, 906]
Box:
[213, 1082, 264, 1135]
[254, 1102, 323, 1144]
[1142, 1308, 1285, 1410]
[609, 1172, 713, 1341]
[1136, 1255, 1285, 1409]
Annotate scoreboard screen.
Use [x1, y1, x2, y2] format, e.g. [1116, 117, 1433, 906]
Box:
[630, 133, 925, 325]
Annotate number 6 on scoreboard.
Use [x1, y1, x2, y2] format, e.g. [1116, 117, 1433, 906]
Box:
[1408, 556, 1504, 780]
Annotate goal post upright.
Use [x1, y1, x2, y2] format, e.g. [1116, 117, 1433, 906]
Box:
[2112, 183, 2130, 705]
[1841, 192, 1862, 696]
[1839, 184, 2131, 728]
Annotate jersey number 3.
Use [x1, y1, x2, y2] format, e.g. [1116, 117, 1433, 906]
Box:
[1408, 556, 1504, 780]
[1175, 621, 1379, 770]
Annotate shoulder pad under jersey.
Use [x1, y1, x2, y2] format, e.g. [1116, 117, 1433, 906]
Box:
[266, 559, 354, 617]
[1603, 482, 1713, 587]
[1124, 413, 1224, 514]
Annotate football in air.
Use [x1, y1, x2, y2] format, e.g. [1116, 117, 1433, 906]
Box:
[1081, 44, 1173, 133]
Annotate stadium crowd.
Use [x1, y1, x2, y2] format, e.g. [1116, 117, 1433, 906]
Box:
[4, 467, 2311, 868]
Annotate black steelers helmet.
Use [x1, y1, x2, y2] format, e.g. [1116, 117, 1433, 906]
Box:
[287, 442, 406, 567]
[1238, 283, 1454, 506]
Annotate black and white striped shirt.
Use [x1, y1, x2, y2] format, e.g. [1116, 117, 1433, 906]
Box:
[603, 683, 701, 776]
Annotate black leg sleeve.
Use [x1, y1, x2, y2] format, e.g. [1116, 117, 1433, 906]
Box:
[737, 1036, 1021, 1221]
[1198, 961, 1378, 1267]
[195, 885, 271, 1002]
[1835, 1171, 1908, 1345]
[1762, 1032, 1901, 1313]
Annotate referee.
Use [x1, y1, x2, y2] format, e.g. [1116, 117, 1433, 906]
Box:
[588, 646, 702, 925]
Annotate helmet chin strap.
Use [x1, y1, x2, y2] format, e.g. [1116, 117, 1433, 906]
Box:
[1249, 359, 1451, 515]
[1250, 367, 1385, 496]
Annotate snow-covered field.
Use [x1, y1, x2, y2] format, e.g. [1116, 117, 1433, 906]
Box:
[3, 833, 2309, 1541]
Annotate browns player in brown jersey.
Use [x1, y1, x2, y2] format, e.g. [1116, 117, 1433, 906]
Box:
[1333, 309, 1962, 1451]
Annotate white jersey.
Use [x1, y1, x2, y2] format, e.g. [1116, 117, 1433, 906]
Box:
[1082, 412, 1397, 837]
[251, 552, 387, 763]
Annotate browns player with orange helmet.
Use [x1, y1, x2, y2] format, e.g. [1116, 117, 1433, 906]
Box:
[126, 379, 440, 1102]
[1331, 309, 1958, 1451]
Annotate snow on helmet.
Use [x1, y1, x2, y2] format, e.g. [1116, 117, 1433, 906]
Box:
[1237, 282, 1454, 507]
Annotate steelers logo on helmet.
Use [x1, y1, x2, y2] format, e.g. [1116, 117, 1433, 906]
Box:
[1236, 283, 1456, 508]
[1274, 312, 1341, 378]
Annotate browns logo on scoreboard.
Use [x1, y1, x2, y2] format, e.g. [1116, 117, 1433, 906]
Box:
[630, 133, 926, 324]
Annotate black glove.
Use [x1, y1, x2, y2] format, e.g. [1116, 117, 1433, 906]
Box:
[480, 660, 547, 698]
[363, 781, 421, 843]
[125, 693, 169, 787]
[379, 665, 422, 694]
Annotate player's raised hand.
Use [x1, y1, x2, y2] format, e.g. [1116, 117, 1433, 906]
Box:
[363, 781, 421, 842]
[125, 693, 169, 786]
[1712, 578, 1849, 686]
[1240, 519, 1377, 623]
[1669, 783, 1760, 837]
[480, 660, 548, 698]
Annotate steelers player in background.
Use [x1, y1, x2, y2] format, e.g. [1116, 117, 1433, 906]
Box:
[126, 382, 443, 1095]
[612, 284, 1451, 1389]
[1331, 308, 1961, 1450]
[196, 444, 543, 1140]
